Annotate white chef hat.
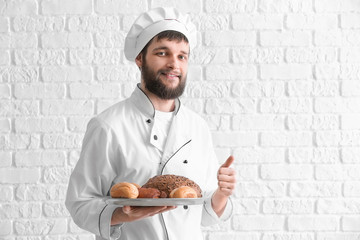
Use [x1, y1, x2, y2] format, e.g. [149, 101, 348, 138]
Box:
[124, 7, 197, 61]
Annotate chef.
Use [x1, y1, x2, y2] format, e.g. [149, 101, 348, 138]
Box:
[65, 7, 236, 240]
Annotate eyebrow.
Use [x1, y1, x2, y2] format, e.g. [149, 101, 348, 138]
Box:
[152, 46, 189, 55]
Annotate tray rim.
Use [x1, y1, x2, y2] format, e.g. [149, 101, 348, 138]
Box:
[105, 197, 205, 206]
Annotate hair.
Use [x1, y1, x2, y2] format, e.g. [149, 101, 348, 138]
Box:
[139, 30, 189, 57]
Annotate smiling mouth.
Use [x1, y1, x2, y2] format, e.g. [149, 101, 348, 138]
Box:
[161, 72, 181, 80]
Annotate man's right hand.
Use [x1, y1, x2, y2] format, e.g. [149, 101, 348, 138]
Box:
[111, 206, 176, 225]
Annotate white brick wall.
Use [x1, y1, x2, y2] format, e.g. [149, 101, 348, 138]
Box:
[1, 0, 360, 239]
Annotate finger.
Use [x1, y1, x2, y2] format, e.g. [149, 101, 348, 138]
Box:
[122, 206, 132, 214]
[218, 181, 236, 189]
[221, 155, 234, 168]
[218, 167, 236, 176]
[218, 174, 236, 183]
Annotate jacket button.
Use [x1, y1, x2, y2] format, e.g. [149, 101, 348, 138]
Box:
[183, 205, 188, 210]
[146, 119, 151, 123]
[183, 160, 188, 164]
[153, 135, 158, 140]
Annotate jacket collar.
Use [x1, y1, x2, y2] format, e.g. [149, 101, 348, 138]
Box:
[130, 83, 181, 118]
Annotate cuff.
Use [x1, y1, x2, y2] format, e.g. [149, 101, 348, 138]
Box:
[99, 204, 124, 239]
[204, 196, 233, 222]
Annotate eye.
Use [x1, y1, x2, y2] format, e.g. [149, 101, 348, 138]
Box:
[156, 51, 166, 56]
[179, 55, 187, 61]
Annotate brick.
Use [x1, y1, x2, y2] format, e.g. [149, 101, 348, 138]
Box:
[260, 31, 311, 47]
[15, 117, 65, 133]
[288, 81, 312, 96]
[43, 167, 72, 183]
[315, 0, 360, 12]
[69, 16, 120, 32]
[0, 50, 10, 65]
[341, 131, 360, 146]
[313, 115, 339, 130]
[96, 66, 139, 82]
[289, 182, 341, 197]
[11, 33, 37, 48]
[0, 186, 13, 201]
[318, 233, 360, 240]
[14, 50, 39, 65]
[43, 202, 68, 217]
[93, 49, 121, 65]
[232, 82, 284, 97]
[95, 0, 147, 14]
[42, 66, 92, 82]
[205, 98, 256, 114]
[286, 47, 337, 63]
[259, 0, 313, 13]
[234, 147, 285, 163]
[318, 199, 360, 214]
[185, 82, 230, 98]
[341, 14, 360, 28]
[344, 181, 360, 196]
[208, 233, 258, 240]
[286, 14, 338, 29]
[232, 14, 282, 30]
[233, 199, 259, 215]
[193, 14, 229, 31]
[236, 182, 286, 197]
[13, 16, 65, 32]
[316, 164, 360, 180]
[41, 33, 92, 48]
[69, 150, 80, 166]
[0, 203, 41, 219]
[313, 81, 339, 96]
[69, 49, 93, 65]
[260, 98, 311, 113]
[14, 83, 65, 99]
[0, 84, 10, 98]
[205, 65, 257, 80]
[94, 32, 125, 48]
[314, 147, 341, 163]
[42, 133, 83, 149]
[212, 132, 257, 147]
[0, 100, 39, 116]
[0, 134, 40, 150]
[315, 98, 360, 113]
[0, 151, 11, 167]
[262, 233, 315, 240]
[232, 48, 283, 63]
[0, 0, 37, 16]
[343, 216, 360, 231]
[39, 50, 66, 65]
[0, 220, 11, 236]
[0, 67, 39, 83]
[340, 64, 360, 80]
[260, 64, 312, 80]
[315, 64, 340, 79]
[0, 168, 40, 184]
[342, 147, 360, 163]
[16, 184, 67, 201]
[233, 215, 284, 231]
[288, 148, 312, 163]
[0, 17, 9, 32]
[0, 33, 10, 48]
[15, 151, 65, 167]
[263, 199, 313, 214]
[69, 83, 120, 99]
[68, 117, 91, 132]
[261, 164, 313, 180]
[236, 165, 258, 181]
[340, 48, 360, 62]
[342, 114, 360, 130]
[315, 30, 360, 46]
[97, 99, 123, 114]
[42, 100, 94, 116]
[288, 216, 338, 231]
[204, 31, 256, 46]
[152, 0, 202, 13]
[14, 219, 66, 235]
[287, 115, 312, 130]
[202, 115, 230, 131]
[205, 0, 256, 13]
[233, 114, 284, 130]
[41, 0, 92, 14]
[191, 47, 229, 64]
[315, 131, 341, 146]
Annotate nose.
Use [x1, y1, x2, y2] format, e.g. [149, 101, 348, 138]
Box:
[166, 55, 180, 69]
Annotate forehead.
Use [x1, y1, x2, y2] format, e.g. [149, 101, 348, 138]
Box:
[148, 37, 190, 53]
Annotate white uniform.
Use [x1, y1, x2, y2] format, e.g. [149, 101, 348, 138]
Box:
[65, 84, 233, 240]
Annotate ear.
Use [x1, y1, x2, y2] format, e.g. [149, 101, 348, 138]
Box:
[135, 53, 143, 69]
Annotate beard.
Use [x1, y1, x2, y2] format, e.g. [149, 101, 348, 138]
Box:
[141, 60, 187, 100]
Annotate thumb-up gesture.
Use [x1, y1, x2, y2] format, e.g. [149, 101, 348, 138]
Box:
[217, 155, 236, 197]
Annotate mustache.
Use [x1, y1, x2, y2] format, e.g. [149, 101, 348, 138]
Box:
[158, 69, 182, 77]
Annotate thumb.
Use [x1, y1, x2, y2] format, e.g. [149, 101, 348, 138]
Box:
[221, 155, 234, 168]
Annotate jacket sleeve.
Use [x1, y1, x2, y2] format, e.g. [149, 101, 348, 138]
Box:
[65, 118, 120, 239]
[200, 124, 233, 226]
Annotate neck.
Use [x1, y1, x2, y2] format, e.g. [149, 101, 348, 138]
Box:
[140, 82, 176, 112]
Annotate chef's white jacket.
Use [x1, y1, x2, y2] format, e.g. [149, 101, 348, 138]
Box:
[65, 84, 233, 240]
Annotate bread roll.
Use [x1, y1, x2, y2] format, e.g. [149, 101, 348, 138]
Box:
[169, 186, 198, 198]
[110, 182, 139, 198]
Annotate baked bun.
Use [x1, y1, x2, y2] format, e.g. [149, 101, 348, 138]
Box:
[170, 186, 198, 198]
[110, 182, 139, 198]
[138, 187, 161, 198]
[142, 174, 202, 197]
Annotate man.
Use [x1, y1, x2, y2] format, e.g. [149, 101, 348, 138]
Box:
[65, 7, 236, 240]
